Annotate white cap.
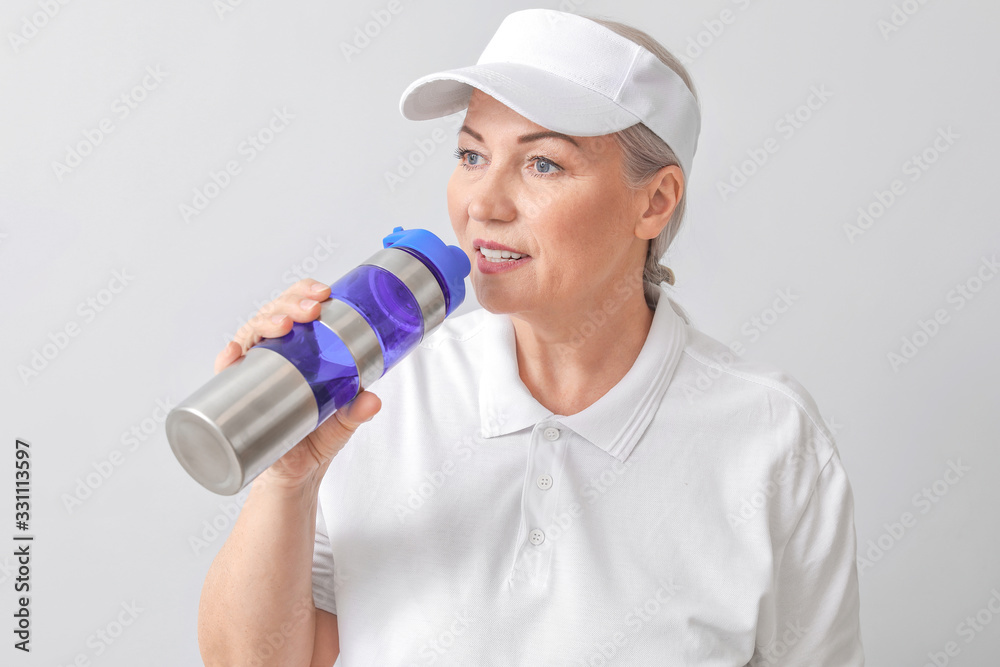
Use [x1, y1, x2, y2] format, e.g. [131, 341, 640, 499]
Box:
[399, 9, 701, 176]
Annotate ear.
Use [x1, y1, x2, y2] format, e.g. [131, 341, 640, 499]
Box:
[634, 165, 684, 241]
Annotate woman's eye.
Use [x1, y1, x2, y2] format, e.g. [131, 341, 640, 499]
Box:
[531, 157, 562, 177]
[453, 148, 482, 167]
[534, 159, 555, 174]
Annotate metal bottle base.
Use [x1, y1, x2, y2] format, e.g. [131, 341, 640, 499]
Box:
[166, 346, 319, 495]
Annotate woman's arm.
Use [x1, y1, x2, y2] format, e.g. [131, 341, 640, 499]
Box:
[312, 609, 341, 666]
[198, 466, 330, 666]
[754, 450, 864, 666]
[193, 279, 379, 666]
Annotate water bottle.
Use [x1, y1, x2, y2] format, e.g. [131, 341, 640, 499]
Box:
[166, 226, 471, 495]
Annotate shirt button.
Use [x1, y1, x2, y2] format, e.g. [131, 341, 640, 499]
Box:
[543, 427, 560, 441]
[536, 474, 553, 490]
[529, 529, 545, 546]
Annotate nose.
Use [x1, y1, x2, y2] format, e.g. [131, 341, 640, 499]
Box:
[466, 161, 517, 225]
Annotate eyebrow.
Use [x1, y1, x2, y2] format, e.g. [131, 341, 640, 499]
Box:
[458, 124, 580, 149]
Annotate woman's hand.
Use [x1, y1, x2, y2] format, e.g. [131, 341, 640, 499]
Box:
[214, 278, 382, 487]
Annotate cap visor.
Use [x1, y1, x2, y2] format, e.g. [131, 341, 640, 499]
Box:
[399, 62, 642, 138]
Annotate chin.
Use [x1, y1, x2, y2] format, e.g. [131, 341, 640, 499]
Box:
[472, 282, 523, 315]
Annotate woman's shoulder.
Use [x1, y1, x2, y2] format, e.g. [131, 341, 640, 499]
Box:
[674, 323, 838, 463]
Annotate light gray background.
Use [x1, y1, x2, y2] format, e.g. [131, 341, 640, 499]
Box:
[1, 1, 998, 665]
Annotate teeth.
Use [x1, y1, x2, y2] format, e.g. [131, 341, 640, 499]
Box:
[479, 247, 526, 260]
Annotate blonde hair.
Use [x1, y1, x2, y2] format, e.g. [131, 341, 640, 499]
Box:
[581, 15, 699, 310]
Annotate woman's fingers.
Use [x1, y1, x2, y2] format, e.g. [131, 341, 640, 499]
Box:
[337, 390, 382, 427]
[213, 341, 243, 375]
[285, 278, 331, 303]
[307, 390, 382, 461]
[240, 282, 330, 340]
[214, 279, 331, 374]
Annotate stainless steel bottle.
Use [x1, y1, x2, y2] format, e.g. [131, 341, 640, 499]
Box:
[166, 226, 470, 495]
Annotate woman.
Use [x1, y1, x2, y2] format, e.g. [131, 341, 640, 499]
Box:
[198, 9, 863, 666]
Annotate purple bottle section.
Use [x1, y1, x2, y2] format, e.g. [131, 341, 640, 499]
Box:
[254, 321, 359, 425]
[254, 263, 425, 425]
[329, 264, 425, 371]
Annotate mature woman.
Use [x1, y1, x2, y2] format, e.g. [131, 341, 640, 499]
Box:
[198, 9, 863, 666]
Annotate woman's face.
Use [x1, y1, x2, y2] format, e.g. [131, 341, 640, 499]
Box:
[447, 89, 653, 318]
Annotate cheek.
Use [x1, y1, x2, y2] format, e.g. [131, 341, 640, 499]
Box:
[547, 189, 633, 265]
[569, 193, 624, 242]
[446, 174, 464, 222]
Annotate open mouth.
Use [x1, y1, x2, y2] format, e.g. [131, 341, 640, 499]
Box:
[476, 246, 530, 263]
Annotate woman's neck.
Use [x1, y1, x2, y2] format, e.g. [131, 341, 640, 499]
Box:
[510, 286, 655, 417]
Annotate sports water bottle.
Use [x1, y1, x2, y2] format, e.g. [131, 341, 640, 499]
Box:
[166, 226, 470, 495]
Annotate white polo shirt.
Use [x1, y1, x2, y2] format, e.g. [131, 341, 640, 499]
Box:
[312, 282, 864, 666]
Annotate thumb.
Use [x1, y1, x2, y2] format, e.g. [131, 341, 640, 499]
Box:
[312, 390, 382, 459]
[339, 390, 382, 425]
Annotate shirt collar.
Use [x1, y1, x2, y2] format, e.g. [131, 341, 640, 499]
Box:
[478, 282, 689, 462]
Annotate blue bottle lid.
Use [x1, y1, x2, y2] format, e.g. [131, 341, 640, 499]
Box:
[382, 226, 471, 316]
